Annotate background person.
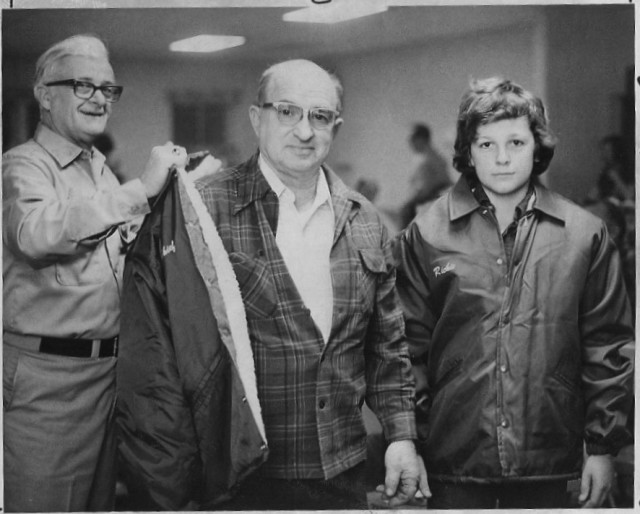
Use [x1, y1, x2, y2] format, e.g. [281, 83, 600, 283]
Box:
[2, 34, 185, 512]
[399, 123, 452, 228]
[395, 77, 634, 509]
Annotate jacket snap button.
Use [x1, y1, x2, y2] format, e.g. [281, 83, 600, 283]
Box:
[501, 419, 509, 428]
[496, 258, 504, 265]
[500, 364, 507, 373]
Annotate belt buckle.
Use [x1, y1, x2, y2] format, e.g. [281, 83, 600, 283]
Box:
[91, 340, 101, 358]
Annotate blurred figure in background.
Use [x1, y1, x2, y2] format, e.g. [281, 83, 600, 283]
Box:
[583, 134, 635, 311]
[399, 123, 452, 228]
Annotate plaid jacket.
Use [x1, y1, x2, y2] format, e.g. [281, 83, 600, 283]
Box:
[196, 153, 416, 479]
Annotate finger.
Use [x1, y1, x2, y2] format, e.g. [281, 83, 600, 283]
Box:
[578, 476, 591, 503]
[387, 479, 418, 508]
[384, 469, 400, 497]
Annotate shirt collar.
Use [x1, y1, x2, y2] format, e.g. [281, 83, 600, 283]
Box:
[258, 153, 332, 213]
[466, 173, 535, 222]
[34, 123, 89, 169]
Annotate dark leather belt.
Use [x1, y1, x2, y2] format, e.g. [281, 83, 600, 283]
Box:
[39, 336, 118, 358]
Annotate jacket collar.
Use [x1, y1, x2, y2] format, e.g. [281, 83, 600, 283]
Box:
[449, 174, 566, 223]
[34, 123, 89, 169]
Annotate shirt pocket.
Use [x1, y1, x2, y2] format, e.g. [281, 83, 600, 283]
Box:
[55, 245, 112, 286]
[229, 251, 279, 319]
[358, 248, 387, 309]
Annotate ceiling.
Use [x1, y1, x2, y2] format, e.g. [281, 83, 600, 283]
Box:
[2, 4, 543, 65]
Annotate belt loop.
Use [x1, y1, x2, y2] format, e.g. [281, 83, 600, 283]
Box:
[91, 340, 100, 358]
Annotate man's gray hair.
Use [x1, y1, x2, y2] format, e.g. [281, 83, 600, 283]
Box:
[33, 34, 110, 89]
[255, 60, 344, 113]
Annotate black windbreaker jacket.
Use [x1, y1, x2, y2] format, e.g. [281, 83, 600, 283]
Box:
[115, 173, 268, 510]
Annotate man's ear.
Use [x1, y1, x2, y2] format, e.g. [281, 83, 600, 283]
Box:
[332, 117, 343, 138]
[34, 85, 51, 111]
[248, 105, 261, 137]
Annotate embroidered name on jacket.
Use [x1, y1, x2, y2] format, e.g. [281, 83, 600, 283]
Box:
[162, 241, 176, 257]
[433, 262, 456, 277]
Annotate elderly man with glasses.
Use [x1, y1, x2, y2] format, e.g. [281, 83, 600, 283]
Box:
[2, 34, 186, 512]
[117, 58, 429, 510]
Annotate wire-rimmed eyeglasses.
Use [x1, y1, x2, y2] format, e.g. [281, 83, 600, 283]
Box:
[261, 102, 340, 130]
[45, 79, 124, 103]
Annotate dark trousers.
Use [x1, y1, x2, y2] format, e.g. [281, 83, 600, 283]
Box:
[428, 480, 570, 509]
[218, 462, 368, 510]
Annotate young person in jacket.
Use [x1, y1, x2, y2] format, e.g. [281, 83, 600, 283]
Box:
[117, 59, 429, 510]
[394, 77, 634, 509]
[2, 34, 185, 512]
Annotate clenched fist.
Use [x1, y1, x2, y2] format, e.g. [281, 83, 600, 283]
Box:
[140, 142, 188, 198]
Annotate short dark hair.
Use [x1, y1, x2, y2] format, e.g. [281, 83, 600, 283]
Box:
[453, 77, 556, 176]
[411, 123, 431, 143]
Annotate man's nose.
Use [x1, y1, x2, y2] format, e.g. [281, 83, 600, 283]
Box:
[89, 88, 108, 105]
[293, 113, 314, 139]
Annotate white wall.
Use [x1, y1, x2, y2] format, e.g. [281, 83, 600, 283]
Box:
[106, 57, 261, 179]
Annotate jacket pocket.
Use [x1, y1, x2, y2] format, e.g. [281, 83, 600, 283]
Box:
[551, 353, 580, 393]
[229, 252, 278, 318]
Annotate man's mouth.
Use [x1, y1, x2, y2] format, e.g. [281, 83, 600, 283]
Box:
[80, 111, 106, 117]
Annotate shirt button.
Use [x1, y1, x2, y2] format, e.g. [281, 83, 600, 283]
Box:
[496, 258, 504, 265]
[319, 400, 326, 409]
[501, 419, 509, 428]
[260, 443, 267, 451]
[500, 364, 508, 373]
[242, 396, 247, 403]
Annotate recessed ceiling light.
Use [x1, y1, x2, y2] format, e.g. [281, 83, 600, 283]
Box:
[169, 35, 246, 53]
[283, 1, 388, 24]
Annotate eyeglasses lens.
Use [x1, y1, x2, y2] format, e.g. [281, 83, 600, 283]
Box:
[275, 103, 335, 129]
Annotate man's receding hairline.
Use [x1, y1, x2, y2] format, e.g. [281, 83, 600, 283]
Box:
[259, 59, 342, 110]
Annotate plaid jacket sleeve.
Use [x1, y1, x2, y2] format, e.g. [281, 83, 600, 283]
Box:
[362, 210, 417, 443]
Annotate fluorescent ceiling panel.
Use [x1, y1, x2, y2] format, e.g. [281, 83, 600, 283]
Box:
[283, 1, 388, 24]
[170, 35, 246, 53]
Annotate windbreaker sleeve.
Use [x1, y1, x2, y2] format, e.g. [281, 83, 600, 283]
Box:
[393, 223, 439, 440]
[579, 221, 634, 456]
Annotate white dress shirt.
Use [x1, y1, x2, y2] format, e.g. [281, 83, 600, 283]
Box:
[259, 155, 334, 342]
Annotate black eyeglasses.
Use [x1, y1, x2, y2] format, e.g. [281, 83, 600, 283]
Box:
[45, 79, 124, 103]
[261, 102, 340, 130]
